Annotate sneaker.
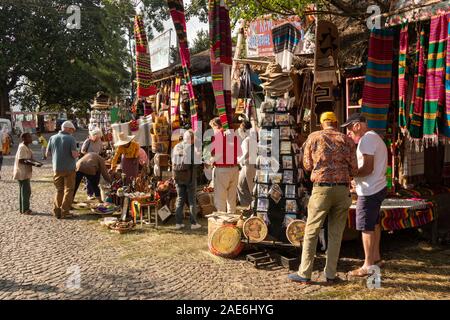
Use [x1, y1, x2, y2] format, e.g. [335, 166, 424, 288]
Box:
[191, 223, 202, 230]
[288, 273, 312, 284]
[175, 224, 185, 230]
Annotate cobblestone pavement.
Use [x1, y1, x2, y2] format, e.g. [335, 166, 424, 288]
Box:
[0, 132, 449, 300]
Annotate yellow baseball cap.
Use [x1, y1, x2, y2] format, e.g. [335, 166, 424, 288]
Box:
[320, 111, 337, 124]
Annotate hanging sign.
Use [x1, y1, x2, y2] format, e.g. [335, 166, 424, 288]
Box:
[149, 30, 172, 72]
[245, 16, 314, 58]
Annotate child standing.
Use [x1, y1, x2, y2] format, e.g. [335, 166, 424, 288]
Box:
[36, 132, 48, 160]
[13, 133, 42, 214]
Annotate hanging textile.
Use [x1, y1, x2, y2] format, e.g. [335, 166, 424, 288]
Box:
[409, 26, 428, 141]
[170, 77, 181, 131]
[443, 14, 450, 138]
[167, 0, 199, 131]
[423, 15, 448, 142]
[208, 0, 233, 130]
[271, 22, 301, 72]
[361, 28, 394, 135]
[398, 23, 409, 132]
[134, 15, 156, 98]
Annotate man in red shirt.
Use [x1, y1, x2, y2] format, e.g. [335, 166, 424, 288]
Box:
[209, 117, 242, 214]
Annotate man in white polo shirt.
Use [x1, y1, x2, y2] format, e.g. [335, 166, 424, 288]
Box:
[342, 113, 387, 277]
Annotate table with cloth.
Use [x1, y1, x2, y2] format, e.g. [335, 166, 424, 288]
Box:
[346, 186, 448, 243]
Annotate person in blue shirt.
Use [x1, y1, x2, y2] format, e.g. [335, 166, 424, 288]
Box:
[46, 121, 79, 219]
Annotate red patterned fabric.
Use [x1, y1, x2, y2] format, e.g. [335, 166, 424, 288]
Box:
[134, 15, 157, 98]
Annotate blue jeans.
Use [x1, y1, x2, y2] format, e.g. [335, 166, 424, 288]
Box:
[175, 182, 197, 225]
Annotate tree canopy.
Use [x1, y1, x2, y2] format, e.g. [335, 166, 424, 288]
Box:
[0, 0, 132, 117]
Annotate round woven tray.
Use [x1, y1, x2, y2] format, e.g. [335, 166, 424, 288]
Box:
[108, 221, 135, 234]
[286, 219, 306, 247]
[208, 225, 243, 258]
[243, 216, 268, 243]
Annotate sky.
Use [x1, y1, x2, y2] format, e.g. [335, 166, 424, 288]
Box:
[141, 0, 208, 45]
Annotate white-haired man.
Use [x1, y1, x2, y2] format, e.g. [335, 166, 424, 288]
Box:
[172, 130, 202, 230]
[47, 121, 79, 219]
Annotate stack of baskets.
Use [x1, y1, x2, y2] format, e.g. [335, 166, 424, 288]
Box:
[151, 116, 170, 154]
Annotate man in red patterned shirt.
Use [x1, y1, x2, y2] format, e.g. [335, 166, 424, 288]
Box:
[210, 117, 242, 214]
[289, 111, 357, 284]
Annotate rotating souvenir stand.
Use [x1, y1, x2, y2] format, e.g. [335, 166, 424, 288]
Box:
[252, 96, 304, 243]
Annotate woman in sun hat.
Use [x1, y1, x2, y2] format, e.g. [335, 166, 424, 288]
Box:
[110, 132, 140, 183]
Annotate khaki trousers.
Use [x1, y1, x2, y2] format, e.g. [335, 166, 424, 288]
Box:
[298, 185, 352, 279]
[213, 166, 239, 214]
[53, 171, 76, 217]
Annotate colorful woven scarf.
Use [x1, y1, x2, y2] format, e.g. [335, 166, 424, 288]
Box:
[424, 15, 447, 142]
[409, 26, 428, 141]
[208, 0, 233, 129]
[167, 0, 199, 131]
[398, 23, 409, 132]
[170, 77, 181, 130]
[361, 28, 394, 135]
[443, 14, 450, 138]
[134, 16, 156, 98]
[272, 23, 301, 71]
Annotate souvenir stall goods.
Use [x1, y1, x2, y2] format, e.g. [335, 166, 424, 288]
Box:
[134, 15, 157, 98]
[207, 213, 243, 258]
[271, 22, 302, 72]
[208, 0, 233, 129]
[424, 15, 447, 143]
[408, 26, 427, 141]
[260, 62, 293, 97]
[361, 28, 394, 135]
[89, 93, 113, 142]
[252, 90, 302, 242]
[168, 0, 199, 130]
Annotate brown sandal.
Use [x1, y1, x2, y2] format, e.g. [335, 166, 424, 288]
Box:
[348, 267, 369, 277]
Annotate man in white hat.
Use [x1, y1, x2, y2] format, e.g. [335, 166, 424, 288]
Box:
[110, 132, 140, 183]
[46, 120, 79, 219]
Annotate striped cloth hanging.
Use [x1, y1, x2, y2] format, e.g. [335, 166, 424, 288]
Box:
[208, 0, 233, 129]
[409, 26, 428, 142]
[167, 0, 199, 131]
[134, 16, 156, 98]
[361, 28, 394, 135]
[443, 14, 450, 138]
[423, 15, 447, 143]
[170, 77, 181, 131]
[398, 23, 409, 133]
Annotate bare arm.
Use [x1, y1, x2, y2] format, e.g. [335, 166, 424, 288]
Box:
[354, 154, 374, 177]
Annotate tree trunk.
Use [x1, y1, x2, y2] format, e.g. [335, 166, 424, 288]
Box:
[0, 83, 11, 119]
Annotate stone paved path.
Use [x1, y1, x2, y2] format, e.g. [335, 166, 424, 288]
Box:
[1, 132, 448, 300]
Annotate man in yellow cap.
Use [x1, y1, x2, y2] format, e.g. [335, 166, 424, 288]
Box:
[289, 111, 358, 284]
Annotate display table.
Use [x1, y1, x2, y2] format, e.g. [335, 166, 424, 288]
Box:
[347, 196, 438, 243]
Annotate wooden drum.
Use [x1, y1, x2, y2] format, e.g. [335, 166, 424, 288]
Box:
[207, 214, 243, 258]
[286, 219, 306, 247]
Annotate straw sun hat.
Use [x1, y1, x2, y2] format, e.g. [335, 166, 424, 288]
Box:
[114, 132, 135, 147]
[260, 62, 293, 96]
